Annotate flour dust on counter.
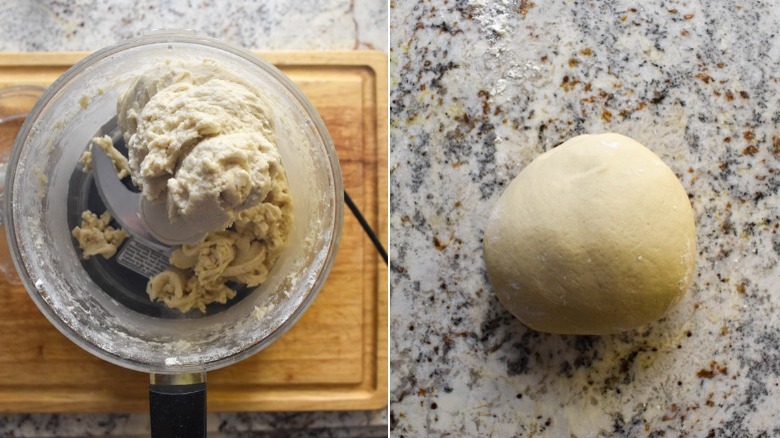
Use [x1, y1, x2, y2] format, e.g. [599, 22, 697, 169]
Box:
[390, 0, 780, 436]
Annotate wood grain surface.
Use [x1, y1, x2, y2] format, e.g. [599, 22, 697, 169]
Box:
[0, 51, 387, 412]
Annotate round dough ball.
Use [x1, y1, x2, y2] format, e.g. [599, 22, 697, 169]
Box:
[483, 133, 696, 335]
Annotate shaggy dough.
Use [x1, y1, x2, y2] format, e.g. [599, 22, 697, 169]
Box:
[79, 135, 131, 179]
[483, 133, 696, 335]
[115, 60, 293, 313]
[146, 267, 237, 314]
[166, 131, 279, 228]
[71, 210, 128, 259]
[72, 140, 131, 261]
[118, 61, 278, 230]
[155, 169, 293, 313]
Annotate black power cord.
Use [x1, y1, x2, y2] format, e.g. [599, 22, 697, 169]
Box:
[344, 191, 388, 265]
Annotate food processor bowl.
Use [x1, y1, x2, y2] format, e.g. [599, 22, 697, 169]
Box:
[3, 32, 343, 434]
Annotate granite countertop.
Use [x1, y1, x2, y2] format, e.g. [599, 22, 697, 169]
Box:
[0, 1, 387, 437]
[390, 1, 780, 436]
[0, 0, 384, 51]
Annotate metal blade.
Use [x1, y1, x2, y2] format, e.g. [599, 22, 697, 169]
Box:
[91, 136, 169, 252]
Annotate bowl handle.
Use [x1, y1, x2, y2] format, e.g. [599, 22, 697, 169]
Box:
[149, 372, 207, 438]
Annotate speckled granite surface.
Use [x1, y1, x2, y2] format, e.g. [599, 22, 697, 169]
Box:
[0, 411, 387, 437]
[390, 0, 780, 436]
[0, 1, 387, 437]
[0, 0, 385, 51]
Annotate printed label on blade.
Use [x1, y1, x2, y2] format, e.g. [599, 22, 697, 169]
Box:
[116, 238, 169, 278]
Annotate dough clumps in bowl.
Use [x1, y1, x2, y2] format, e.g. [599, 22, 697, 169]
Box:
[116, 60, 292, 313]
[119, 62, 277, 229]
[482, 133, 696, 335]
[71, 210, 128, 259]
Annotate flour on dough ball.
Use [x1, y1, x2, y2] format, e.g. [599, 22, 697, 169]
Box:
[483, 133, 696, 335]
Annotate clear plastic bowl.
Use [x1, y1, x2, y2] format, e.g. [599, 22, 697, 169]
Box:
[0, 85, 45, 284]
[5, 32, 343, 373]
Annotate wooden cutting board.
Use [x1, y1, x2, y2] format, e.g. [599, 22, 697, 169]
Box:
[0, 51, 387, 412]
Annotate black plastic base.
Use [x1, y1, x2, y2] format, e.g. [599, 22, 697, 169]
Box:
[149, 382, 207, 438]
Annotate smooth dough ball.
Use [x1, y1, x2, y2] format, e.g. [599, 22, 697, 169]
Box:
[483, 133, 696, 335]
